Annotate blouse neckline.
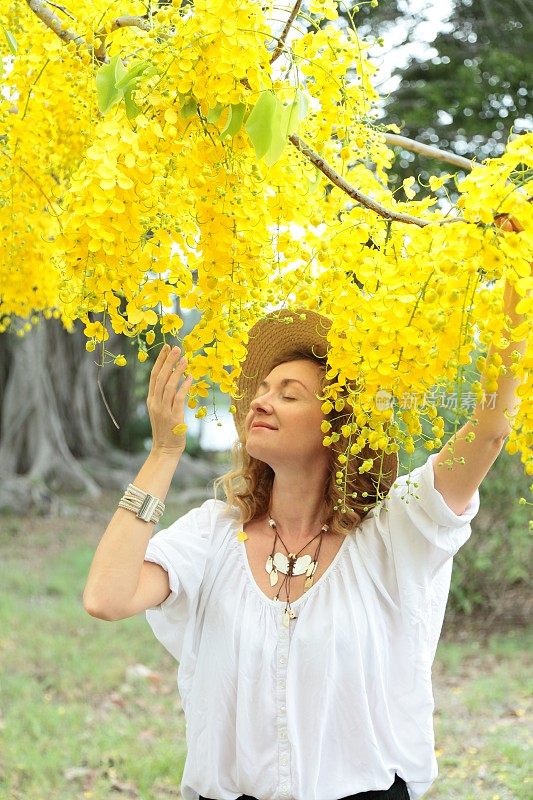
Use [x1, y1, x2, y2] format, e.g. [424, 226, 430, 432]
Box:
[233, 523, 352, 609]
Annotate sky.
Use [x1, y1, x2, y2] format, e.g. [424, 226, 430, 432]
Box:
[367, 0, 454, 93]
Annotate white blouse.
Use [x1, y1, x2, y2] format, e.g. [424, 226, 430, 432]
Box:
[144, 453, 479, 800]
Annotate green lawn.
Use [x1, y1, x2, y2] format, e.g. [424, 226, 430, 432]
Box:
[0, 490, 531, 799]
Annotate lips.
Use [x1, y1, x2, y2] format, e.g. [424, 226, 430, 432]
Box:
[251, 422, 277, 430]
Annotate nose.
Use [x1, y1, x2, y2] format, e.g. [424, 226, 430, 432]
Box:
[250, 392, 273, 414]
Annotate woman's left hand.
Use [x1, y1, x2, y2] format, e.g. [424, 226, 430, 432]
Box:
[493, 213, 525, 233]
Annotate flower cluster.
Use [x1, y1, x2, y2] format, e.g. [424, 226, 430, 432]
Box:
[1, 0, 531, 489]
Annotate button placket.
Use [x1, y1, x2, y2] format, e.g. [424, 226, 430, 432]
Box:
[276, 608, 292, 799]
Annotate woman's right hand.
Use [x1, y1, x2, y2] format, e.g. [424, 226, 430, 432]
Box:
[147, 344, 194, 456]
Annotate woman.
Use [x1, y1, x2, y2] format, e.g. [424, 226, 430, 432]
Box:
[83, 298, 524, 800]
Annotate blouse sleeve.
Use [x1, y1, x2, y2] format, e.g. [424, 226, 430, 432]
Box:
[357, 453, 480, 662]
[374, 452, 480, 579]
[143, 498, 224, 662]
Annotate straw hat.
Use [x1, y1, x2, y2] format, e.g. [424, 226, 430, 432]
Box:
[233, 308, 332, 438]
[232, 307, 399, 491]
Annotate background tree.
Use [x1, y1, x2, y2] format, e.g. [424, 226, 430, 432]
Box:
[358, 0, 533, 186]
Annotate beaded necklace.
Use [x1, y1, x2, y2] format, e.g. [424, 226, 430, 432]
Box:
[265, 515, 329, 627]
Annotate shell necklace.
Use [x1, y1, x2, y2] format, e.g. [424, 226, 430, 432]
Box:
[265, 514, 329, 627]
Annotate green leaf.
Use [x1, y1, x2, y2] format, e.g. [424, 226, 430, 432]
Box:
[263, 90, 310, 167]
[245, 91, 277, 159]
[115, 60, 156, 91]
[207, 103, 225, 124]
[263, 97, 285, 167]
[180, 95, 198, 119]
[307, 167, 322, 194]
[2, 27, 17, 55]
[96, 55, 128, 114]
[296, 89, 309, 124]
[123, 86, 141, 120]
[119, 62, 157, 119]
[220, 103, 245, 138]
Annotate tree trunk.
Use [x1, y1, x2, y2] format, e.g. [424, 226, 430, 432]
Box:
[0, 320, 135, 512]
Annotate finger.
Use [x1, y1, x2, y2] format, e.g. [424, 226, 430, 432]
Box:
[162, 356, 189, 401]
[494, 214, 513, 230]
[153, 347, 183, 399]
[510, 218, 525, 232]
[494, 214, 524, 233]
[172, 373, 194, 412]
[175, 372, 194, 397]
[149, 344, 173, 393]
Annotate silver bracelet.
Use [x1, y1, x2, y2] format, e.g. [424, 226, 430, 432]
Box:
[118, 483, 165, 524]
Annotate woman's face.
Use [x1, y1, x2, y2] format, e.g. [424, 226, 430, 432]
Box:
[244, 359, 328, 468]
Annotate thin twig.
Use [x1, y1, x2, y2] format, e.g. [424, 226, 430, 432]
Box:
[288, 134, 465, 227]
[20, 58, 50, 120]
[383, 133, 475, 171]
[44, 1, 76, 21]
[270, 0, 302, 64]
[97, 369, 120, 429]
[18, 165, 64, 231]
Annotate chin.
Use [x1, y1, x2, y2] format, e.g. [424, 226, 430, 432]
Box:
[244, 441, 267, 461]
[244, 436, 274, 465]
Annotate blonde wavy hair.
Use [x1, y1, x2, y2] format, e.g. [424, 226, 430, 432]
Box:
[215, 350, 398, 537]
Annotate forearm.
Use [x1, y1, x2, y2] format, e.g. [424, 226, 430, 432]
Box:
[82, 447, 182, 615]
[473, 279, 527, 441]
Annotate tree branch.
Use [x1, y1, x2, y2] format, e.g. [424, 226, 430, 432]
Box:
[24, 0, 471, 229]
[383, 133, 475, 171]
[26, 2, 151, 63]
[288, 134, 465, 227]
[94, 16, 152, 61]
[109, 15, 151, 32]
[25, 0, 89, 50]
[270, 0, 302, 64]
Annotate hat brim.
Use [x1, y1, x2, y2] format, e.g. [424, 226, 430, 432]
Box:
[233, 309, 332, 439]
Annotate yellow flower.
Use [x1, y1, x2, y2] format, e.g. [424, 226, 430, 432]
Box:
[195, 380, 211, 398]
[83, 321, 109, 341]
[3, 1, 532, 508]
[114, 355, 127, 366]
[126, 302, 158, 328]
[237, 531, 248, 542]
[172, 423, 188, 435]
[402, 176, 416, 199]
[429, 173, 452, 191]
[161, 314, 184, 334]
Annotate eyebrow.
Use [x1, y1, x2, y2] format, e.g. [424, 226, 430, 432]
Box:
[257, 378, 310, 393]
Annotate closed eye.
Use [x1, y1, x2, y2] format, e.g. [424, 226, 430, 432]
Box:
[282, 396, 297, 400]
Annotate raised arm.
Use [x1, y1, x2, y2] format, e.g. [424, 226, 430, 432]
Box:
[433, 215, 529, 515]
[83, 344, 193, 620]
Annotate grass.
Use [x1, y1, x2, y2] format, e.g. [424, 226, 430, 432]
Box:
[0, 488, 531, 800]
[427, 630, 532, 799]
